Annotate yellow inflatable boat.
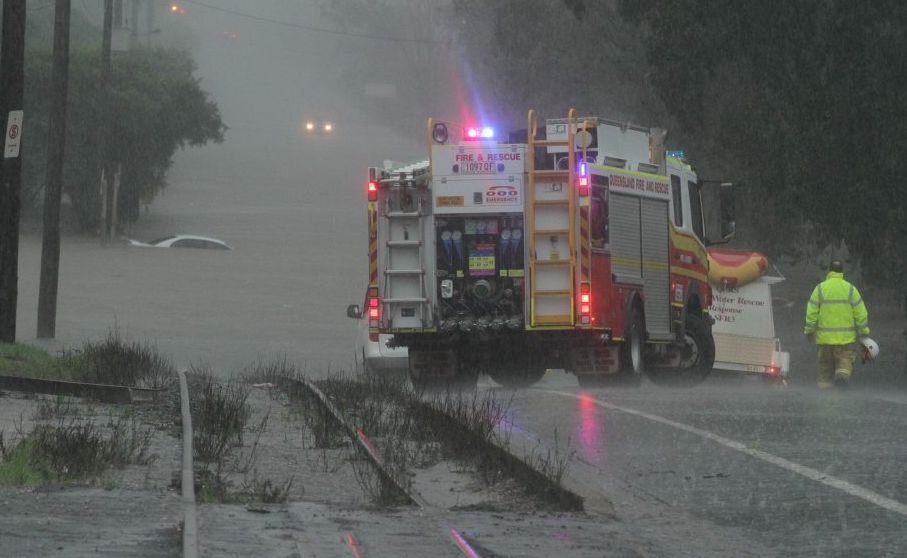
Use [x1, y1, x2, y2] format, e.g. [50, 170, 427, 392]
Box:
[707, 249, 768, 287]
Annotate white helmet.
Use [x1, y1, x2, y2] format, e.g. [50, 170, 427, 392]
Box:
[859, 337, 879, 362]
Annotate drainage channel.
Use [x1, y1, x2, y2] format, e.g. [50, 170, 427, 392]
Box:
[288, 378, 579, 557]
[178, 375, 582, 556]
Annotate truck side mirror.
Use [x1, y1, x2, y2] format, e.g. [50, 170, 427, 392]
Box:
[718, 182, 736, 242]
[346, 304, 362, 319]
[701, 181, 736, 245]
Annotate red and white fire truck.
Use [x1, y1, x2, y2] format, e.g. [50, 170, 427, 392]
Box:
[361, 109, 735, 388]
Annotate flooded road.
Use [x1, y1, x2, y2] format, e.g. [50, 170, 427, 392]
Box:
[15, 124, 419, 375]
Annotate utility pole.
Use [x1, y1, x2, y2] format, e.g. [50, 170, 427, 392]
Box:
[98, 0, 113, 243]
[129, 0, 139, 49]
[0, 0, 27, 344]
[37, 0, 72, 339]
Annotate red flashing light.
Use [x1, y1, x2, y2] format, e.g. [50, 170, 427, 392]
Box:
[368, 294, 380, 322]
[466, 128, 478, 138]
[580, 304, 591, 315]
[367, 181, 378, 201]
[580, 293, 590, 304]
[579, 176, 588, 187]
[769, 366, 780, 376]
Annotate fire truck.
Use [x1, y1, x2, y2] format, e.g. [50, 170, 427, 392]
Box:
[362, 109, 735, 389]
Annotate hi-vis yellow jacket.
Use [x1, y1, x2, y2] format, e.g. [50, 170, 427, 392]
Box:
[803, 271, 870, 345]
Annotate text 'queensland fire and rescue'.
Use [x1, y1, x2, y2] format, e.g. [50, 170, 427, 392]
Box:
[610, 174, 669, 195]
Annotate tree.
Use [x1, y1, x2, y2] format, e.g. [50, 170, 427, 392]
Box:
[621, 0, 907, 303]
[23, 47, 225, 230]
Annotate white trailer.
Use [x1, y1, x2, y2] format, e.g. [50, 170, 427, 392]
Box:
[710, 274, 790, 381]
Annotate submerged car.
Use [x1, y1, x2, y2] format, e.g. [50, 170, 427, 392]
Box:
[346, 293, 408, 375]
[128, 235, 232, 250]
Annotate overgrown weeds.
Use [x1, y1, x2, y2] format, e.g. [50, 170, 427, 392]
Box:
[0, 413, 154, 486]
[32, 395, 80, 420]
[189, 368, 251, 465]
[64, 330, 175, 389]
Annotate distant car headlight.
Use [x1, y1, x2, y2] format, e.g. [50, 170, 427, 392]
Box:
[323, 122, 333, 132]
[305, 121, 315, 132]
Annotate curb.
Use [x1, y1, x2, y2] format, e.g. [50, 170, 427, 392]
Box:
[176, 370, 198, 558]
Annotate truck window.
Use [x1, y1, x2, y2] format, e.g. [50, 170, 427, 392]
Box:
[590, 189, 608, 248]
[671, 175, 683, 226]
[689, 180, 704, 241]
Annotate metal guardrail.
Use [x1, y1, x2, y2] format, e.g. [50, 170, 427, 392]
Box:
[0, 374, 160, 403]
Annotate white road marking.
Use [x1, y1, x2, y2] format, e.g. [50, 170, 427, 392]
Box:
[543, 389, 907, 518]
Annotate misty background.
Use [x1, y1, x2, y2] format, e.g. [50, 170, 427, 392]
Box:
[12, 0, 907, 381]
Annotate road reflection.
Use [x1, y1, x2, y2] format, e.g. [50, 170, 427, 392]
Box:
[577, 392, 603, 465]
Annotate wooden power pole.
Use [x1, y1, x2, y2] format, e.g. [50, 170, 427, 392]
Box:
[99, 0, 113, 243]
[37, 0, 72, 339]
[0, 0, 27, 343]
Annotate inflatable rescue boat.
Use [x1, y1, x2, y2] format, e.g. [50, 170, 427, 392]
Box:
[707, 249, 768, 287]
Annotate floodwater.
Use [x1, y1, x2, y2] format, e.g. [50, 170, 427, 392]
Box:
[15, 121, 419, 375]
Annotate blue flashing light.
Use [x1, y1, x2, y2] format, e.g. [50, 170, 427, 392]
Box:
[666, 149, 686, 160]
[579, 163, 587, 176]
[464, 126, 495, 141]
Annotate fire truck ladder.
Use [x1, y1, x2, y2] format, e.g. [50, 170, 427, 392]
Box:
[526, 108, 577, 327]
[380, 170, 432, 330]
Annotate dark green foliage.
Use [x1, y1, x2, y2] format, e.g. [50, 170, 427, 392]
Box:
[619, 0, 907, 301]
[23, 47, 225, 229]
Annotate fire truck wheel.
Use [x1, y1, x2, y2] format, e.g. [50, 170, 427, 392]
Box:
[620, 306, 646, 377]
[648, 313, 715, 386]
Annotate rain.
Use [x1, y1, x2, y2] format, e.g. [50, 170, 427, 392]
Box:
[1, 1, 906, 556]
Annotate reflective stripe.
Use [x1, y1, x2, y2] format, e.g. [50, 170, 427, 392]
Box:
[819, 300, 851, 305]
[852, 296, 863, 307]
[817, 285, 824, 303]
[808, 298, 820, 306]
[848, 285, 854, 304]
[816, 326, 858, 332]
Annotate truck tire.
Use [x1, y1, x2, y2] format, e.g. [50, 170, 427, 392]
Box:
[619, 306, 645, 382]
[647, 313, 715, 387]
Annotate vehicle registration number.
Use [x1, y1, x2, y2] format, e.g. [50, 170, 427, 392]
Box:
[459, 161, 497, 174]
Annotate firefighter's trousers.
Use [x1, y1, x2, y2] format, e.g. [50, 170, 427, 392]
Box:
[817, 344, 855, 388]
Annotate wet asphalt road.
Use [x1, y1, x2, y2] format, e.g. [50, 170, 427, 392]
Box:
[490, 373, 907, 557]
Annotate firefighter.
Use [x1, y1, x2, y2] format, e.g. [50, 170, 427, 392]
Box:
[803, 260, 870, 388]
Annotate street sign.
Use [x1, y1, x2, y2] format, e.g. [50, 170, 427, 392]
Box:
[4, 110, 23, 159]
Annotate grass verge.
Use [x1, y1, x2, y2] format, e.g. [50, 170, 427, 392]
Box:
[0, 330, 175, 389]
[0, 413, 154, 486]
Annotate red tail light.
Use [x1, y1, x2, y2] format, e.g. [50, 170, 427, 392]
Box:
[367, 181, 378, 201]
[367, 287, 380, 326]
[579, 283, 591, 324]
[769, 366, 780, 376]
